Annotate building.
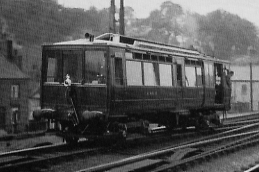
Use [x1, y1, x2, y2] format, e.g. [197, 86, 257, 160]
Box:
[28, 86, 40, 121]
[230, 56, 259, 112]
[0, 38, 29, 133]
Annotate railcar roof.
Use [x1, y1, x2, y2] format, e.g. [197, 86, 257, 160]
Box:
[43, 33, 229, 64]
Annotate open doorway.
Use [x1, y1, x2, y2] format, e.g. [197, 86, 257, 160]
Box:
[215, 63, 224, 104]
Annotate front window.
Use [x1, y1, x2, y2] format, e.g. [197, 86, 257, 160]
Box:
[45, 50, 61, 82]
[84, 51, 106, 84]
[63, 51, 82, 83]
[45, 50, 83, 83]
[44, 49, 106, 85]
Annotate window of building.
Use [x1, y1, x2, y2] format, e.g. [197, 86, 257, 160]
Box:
[114, 58, 123, 85]
[126, 61, 143, 85]
[11, 85, 19, 99]
[11, 107, 19, 124]
[143, 62, 159, 86]
[159, 64, 172, 86]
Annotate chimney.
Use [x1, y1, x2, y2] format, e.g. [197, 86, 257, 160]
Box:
[16, 55, 23, 70]
[7, 40, 13, 60]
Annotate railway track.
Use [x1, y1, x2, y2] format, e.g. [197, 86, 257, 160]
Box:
[0, 141, 104, 172]
[0, 112, 258, 172]
[75, 122, 259, 172]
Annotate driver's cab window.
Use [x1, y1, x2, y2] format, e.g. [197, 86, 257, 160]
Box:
[63, 50, 83, 83]
[45, 50, 61, 83]
[84, 50, 106, 84]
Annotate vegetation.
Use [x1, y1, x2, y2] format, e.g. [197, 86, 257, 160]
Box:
[0, 0, 258, 81]
[127, 1, 259, 60]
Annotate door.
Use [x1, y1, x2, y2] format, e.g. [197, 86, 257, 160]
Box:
[0, 107, 6, 129]
[175, 59, 184, 109]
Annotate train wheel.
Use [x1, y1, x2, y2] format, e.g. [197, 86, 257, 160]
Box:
[62, 125, 79, 144]
[120, 124, 127, 140]
[65, 136, 79, 144]
[195, 117, 209, 131]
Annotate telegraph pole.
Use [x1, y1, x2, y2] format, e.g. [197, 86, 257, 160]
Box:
[119, 0, 125, 35]
[250, 62, 253, 111]
[109, 0, 116, 33]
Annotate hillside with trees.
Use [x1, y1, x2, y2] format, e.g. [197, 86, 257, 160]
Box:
[127, 1, 259, 60]
[1, 0, 259, 84]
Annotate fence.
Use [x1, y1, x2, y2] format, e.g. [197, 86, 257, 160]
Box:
[230, 63, 259, 112]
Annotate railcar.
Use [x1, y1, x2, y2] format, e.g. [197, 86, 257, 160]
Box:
[33, 33, 232, 143]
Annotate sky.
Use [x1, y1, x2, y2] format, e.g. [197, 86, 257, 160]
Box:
[58, 0, 259, 27]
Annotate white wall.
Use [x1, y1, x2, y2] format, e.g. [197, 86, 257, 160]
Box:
[231, 65, 259, 111]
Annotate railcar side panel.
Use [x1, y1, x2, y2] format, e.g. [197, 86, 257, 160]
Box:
[203, 88, 215, 107]
[182, 87, 204, 109]
[111, 86, 179, 115]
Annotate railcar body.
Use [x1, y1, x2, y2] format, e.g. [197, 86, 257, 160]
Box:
[34, 33, 231, 142]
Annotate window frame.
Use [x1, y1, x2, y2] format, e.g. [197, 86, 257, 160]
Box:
[11, 84, 20, 99]
[84, 49, 107, 85]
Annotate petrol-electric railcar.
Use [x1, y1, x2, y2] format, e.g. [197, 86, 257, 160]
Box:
[33, 33, 231, 143]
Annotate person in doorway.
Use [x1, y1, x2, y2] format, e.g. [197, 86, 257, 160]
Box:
[226, 70, 234, 89]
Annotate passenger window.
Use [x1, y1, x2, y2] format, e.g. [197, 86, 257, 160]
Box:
[196, 66, 203, 87]
[176, 64, 182, 86]
[204, 62, 214, 87]
[204, 63, 209, 87]
[185, 66, 196, 87]
[126, 61, 143, 86]
[133, 53, 142, 60]
[114, 58, 123, 85]
[208, 63, 214, 87]
[143, 62, 159, 86]
[159, 64, 172, 86]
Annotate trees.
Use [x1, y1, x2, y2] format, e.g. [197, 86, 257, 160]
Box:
[127, 3, 258, 61]
[197, 10, 258, 59]
[1, 0, 258, 61]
